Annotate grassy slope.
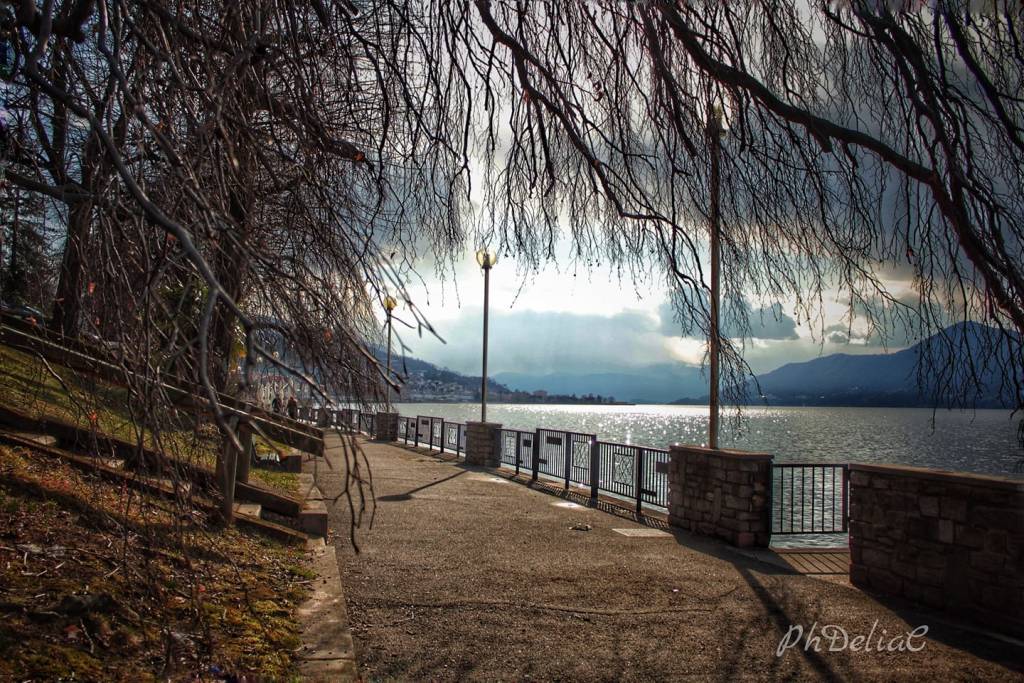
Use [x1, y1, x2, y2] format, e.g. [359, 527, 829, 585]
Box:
[0, 345, 312, 679]
[0, 444, 311, 680]
[0, 344, 298, 493]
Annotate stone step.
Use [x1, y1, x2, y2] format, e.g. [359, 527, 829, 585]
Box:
[141, 476, 192, 496]
[233, 509, 309, 546]
[11, 432, 57, 447]
[281, 450, 303, 472]
[234, 502, 262, 518]
[297, 474, 329, 536]
[236, 481, 302, 517]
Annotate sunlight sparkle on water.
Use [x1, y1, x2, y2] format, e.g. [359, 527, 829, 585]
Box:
[398, 402, 1023, 477]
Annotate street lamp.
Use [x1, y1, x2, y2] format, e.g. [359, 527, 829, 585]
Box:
[384, 295, 398, 409]
[476, 248, 498, 422]
[707, 104, 727, 449]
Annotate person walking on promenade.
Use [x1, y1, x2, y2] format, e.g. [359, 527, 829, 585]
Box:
[287, 395, 298, 421]
[272, 394, 282, 414]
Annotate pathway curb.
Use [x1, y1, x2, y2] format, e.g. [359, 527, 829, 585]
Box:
[295, 467, 358, 681]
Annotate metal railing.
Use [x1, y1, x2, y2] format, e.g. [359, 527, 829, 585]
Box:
[443, 421, 466, 455]
[344, 411, 848, 535]
[492, 428, 671, 513]
[397, 414, 467, 457]
[499, 429, 534, 474]
[771, 463, 848, 535]
[330, 408, 374, 435]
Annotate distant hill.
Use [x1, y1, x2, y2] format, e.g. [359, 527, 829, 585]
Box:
[371, 346, 511, 400]
[386, 321, 1018, 407]
[679, 322, 1017, 408]
[494, 364, 707, 404]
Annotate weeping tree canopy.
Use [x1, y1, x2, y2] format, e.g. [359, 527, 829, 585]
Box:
[443, 0, 1024, 417]
[0, 0, 1021, 439]
[3, 2, 1021, 673]
[1, 0, 473, 411]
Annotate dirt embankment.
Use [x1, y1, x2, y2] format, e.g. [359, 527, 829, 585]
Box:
[0, 442, 309, 681]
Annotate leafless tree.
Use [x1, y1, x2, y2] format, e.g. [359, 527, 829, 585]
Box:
[2, 0, 1022, 517]
[433, 0, 1023, 431]
[0, 1, 476, 670]
[1, 1, 1022, 669]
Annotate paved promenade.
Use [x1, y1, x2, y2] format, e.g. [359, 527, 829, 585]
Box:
[319, 435, 1024, 681]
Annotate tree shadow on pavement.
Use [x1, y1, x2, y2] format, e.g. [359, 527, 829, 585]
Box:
[375, 469, 467, 502]
[670, 528, 1024, 678]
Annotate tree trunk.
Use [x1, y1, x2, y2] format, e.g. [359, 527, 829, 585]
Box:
[50, 197, 92, 336]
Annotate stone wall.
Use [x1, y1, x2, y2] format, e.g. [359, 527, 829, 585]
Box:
[849, 464, 1024, 636]
[666, 445, 772, 548]
[465, 421, 502, 467]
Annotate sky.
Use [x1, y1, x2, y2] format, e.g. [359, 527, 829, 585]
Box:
[374, 33, 927, 382]
[384, 240, 922, 380]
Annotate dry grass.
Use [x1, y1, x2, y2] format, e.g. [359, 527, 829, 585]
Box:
[0, 345, 299, 495]
[0, 344, 314, 679]
[0, 443, 310, 681]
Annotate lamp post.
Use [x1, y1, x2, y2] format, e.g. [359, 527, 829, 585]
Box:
[476, 248, 498, 422]
[707, 105, 726, 449]
[384, 295, 398, 410]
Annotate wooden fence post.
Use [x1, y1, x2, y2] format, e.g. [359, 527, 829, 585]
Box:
[236, 422, 253, 485]
[219, 416, 241, 524]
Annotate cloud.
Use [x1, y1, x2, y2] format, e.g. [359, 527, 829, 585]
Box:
[826, 329, 850, 345]
[658, 298, 799, 341]
[823, 291, 930, 349]
[400, 297, 919, 379]
[399, 306, 678, 375]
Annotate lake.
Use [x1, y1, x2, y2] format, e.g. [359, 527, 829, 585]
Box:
[396, 403, 1023, 478]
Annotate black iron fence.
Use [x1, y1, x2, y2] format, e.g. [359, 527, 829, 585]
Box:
[337, 410, 850, 536]
[493, 427, 671, 513]
[396, 414, 467, 457]
[499, 429, 534, 473]
[771, 463, 848, 535]
[319, 408, 377, 435]
[443, 421, 466, 454]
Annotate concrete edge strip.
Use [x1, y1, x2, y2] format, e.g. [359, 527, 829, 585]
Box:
[295, 469, 358, 682]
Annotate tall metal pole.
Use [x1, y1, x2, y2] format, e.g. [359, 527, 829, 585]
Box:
[385, 309, 393, 411]
[480, 263, 491, 422]
[708, 108, 722, 450]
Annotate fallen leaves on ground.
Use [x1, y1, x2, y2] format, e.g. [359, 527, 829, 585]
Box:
[0, 444, 311, 681]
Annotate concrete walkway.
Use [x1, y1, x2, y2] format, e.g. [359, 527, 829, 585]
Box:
[319, 435, 1024, 681]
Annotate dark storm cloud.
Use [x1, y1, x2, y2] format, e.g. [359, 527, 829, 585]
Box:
[658, 298, 799, 341]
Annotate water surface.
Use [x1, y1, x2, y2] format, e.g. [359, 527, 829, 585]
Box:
[397, 403, 1022, 477]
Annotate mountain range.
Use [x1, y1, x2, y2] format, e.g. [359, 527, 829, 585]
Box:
[405, 322, 1017, 407]
[737, 321, 1017, 408]
[494, 364, 706, 403]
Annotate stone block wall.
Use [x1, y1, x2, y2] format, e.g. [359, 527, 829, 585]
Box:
[373, 412, 399, 441]
[849, 464, 1024, 636]
[667, 445, 772, 548]
[465, 421, 502, 467]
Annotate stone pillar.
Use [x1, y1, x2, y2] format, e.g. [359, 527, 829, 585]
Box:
[373, 412, 400, 441]
[667, 445, 772, 548]
[465, 421, 502, 467]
